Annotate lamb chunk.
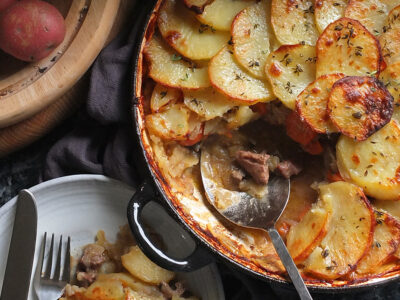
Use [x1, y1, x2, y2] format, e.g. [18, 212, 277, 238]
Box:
[276, 161, 302, 179]
[236, 151, 270, 184]
[80, 244, 107, 269]
[231, 168, 245, 186]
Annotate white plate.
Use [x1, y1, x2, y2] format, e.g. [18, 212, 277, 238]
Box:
[0, 174, 224, 300]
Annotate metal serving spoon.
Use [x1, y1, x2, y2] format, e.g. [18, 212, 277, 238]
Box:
[200, 144, 313, 300]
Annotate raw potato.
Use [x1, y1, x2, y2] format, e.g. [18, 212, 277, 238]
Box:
[314, 0, 347, 33]
[183, 87, 235, 120]
[265, 44, 317, 109]
[151, 84, 182, 112]
[345, 0, 400, 36]
[271, 0, 319, 46]
[209, 46, 274, 103]
[380, 5, 400, 65]
[379, 61, 400, 123]
[316, 18, 381, 78]
[232, 0, 272, 78]
[121, 246, 175, 284]
[183, 0, 213, 13]
[158, 0, 230, 60]
[144, 35, 210, 90]
[303, 182, 374, 280]
[296, 73, 344, 134]
[196, 0, 256, 31]
[355, 211, 400, 276]
[336, 120, 400, 201]
[287, 193, 333, 263]
[328, 76, 393, 141]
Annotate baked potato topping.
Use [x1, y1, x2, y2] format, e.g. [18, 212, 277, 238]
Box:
[141, 0, 400, 284]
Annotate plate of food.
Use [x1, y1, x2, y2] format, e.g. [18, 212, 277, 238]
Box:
[0, 174, 225, 299]
[129, 0, 400, 294]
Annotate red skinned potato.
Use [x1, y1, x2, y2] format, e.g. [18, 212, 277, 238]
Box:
[0, 0, 66, 62]
[0, 0, 17, 12]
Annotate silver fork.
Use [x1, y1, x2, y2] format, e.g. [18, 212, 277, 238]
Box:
[35, 233, 71, 300]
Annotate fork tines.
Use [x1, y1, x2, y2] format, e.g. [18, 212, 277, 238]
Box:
[40, 232, 71, 286]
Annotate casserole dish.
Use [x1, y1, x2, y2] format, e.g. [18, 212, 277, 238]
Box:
[128, 0, 400, 296]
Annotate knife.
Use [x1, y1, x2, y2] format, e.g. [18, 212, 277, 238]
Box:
[1, 190, 38, 300]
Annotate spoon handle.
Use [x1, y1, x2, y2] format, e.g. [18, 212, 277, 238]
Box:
[268, 227, 313, 300]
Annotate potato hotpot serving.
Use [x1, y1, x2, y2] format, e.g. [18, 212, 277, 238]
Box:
[129, 0, 400, 293]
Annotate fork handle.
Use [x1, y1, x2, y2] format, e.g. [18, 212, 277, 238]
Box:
[267, 227, 313, 300]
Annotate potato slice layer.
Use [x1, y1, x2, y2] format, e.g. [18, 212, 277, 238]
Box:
[304, 182, 374, 280]
[158, 0, 230, 60]
[315, 0, 347, 33]
[196, 0, 256, 31]
[151, 84, 182, 112]
[337, 120, 400, 201]
[316, 18, 381, 78]
[296, 73, 344, 133]
[379, 61, 400, 123]
[374, 200, 400, 220]
[232, 0, 272, 78]
[328, 76, 393, 141]
[380, 5, 400, 65]
[265, 44, 316, 109]
[287, 193, 333, 263]
[144, 35, 210, 90]
[209, 46, 274, 103]
[183, 87, 235, 120]
[271, 0, 319, 46]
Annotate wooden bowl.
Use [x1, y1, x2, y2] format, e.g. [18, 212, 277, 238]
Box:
[0, 0, 122, 128]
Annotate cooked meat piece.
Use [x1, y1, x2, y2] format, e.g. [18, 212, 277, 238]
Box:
[231, 168, 246, 186]
[80, 244, 107, 269]
[236, 151, 270, 184]
[160, 281, 185, 298]
[76, 271, 97, 287]
[263, 101, 291, 126]
[276, 161, 302, 179]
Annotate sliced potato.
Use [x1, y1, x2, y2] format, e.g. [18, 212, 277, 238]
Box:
[183, 0, 213, 13]
[231, 0, 272, 78]
[196, 0, 256, 31]
[122, 246, 175, 284]
[271, 0, 319, 45]
[179, 113, 205, 146]
[83, 279, 125, 299]
[303, 182, 374, 280]
[355, 211, 400, 275]
[151, 84, 182, 112]
[265, 44, 317, 109]
[287, 193, 333, 263]
[380, 5, 400, 65]
[183, 87, 234, 120]
[328, 76, 393, 141]
[315, 0, 347, 33]
[224, 106, 260, 129]
[374, 199, 400, 220]
[379, 61, 400, 123]
[145, 103, 191, 141]
[296, 73, 344, 134]
[158, 0, 230, 60]
[144, 35, 210, 89]
[337, 120, 400, 201]
[316, 18, 381, 77]
[209, 46, 274, 103]
[345, 0, 400, 36]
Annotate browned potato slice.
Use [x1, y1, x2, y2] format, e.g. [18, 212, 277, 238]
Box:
[209, 46, 274, 103]
[316, 18, 381, 77]
[271, 0, 319, 46]
[328, 76, 393, 141]
[232, 0, 273, 78]
[183, 0, 213, 13]
[315, 0, 347, 33]
[296, 73, 344, 134]
[145, 103, 191, 141]
[287, 192, 333, 263]
[265, 44, 317, 109]
[151, 84, 182, 112]
[303, 182, 374, 280]
[144, 35, 210, 90]
[345, 0, 400, 36]
[158, 0, 230, 60]
[379, 61, 400, 123]
[337, 120, 400, 201]
[355, 211, 400, 276]
[183, 88, 235, 120]
[380, 5, 400, 65]
[196, 0, 256, 31]
[374, 200, 400, 220]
